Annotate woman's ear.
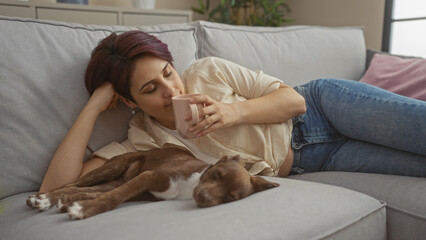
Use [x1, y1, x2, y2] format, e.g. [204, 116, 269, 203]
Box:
[119, 96, 138, 109]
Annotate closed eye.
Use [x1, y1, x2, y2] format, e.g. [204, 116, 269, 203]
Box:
[142, 83, 157, 94]
[165, 71, 172, 78]
[214, 168, 225, 179]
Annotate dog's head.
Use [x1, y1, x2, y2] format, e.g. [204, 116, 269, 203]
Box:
[193, 155, 279, 207]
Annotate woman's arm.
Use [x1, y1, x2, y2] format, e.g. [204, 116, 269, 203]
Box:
[39, 82, 117, 193]
[234, 83, 306, 124]
[189, 83, 306, 137]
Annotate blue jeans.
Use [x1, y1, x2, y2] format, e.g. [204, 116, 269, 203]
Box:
[291, 79, 426, 177]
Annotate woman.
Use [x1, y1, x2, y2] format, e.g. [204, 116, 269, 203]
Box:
[40, 31, 426, 192]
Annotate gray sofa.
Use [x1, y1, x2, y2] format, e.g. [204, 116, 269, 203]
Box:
[0, 16, 424, 240]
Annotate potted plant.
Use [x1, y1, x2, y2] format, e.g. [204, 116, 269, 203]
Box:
[192, 0, 292, 27]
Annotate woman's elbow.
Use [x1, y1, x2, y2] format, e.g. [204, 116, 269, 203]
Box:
[288, 90, 306, 117]
[281, 84, 306, 116]
[296, 95, 307, 115]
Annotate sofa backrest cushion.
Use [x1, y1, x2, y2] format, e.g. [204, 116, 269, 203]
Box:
[196, 21, 366, 86]
[0, 16, 197, 199]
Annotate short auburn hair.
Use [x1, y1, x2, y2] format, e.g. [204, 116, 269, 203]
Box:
[84, 30, 173, 101]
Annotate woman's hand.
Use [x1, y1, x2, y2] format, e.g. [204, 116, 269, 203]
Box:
[187, 94, 241, 137]
[86, 82, 119, 113]
[185, 83, 306, 138]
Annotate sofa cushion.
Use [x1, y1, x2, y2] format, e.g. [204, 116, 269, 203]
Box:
[289, 172, 426, 240]
[0, 16, 198, 199]
[195, 21, 366, 86]
[365, 48, 422, 70]
[0, 177, 385, 240]
[360, 53, 426, 101]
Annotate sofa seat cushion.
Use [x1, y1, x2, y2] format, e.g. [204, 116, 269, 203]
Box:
[0, 177, 385, 240]
[195, 21, 366, 87]
[0, 16, 198, 199]
[289, 172, 426, 240]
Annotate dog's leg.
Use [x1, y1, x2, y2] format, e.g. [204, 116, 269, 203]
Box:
[27, 179, 125, 211]
[27, 152, 145, 211]
[57, 191, 104, 212]
[73, 152, 146, 187]
[59, 186, 162, 213]
[68, 170, 170, 220]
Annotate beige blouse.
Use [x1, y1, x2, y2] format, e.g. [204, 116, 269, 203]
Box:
[93, 57, 293, 176]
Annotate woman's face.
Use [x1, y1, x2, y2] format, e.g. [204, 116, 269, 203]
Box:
[128, 55, 185, 129]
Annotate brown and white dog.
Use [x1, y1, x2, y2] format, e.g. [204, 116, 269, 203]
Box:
[27, 144, 279, 220]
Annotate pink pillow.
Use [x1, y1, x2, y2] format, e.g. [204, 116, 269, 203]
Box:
[360, 54, 426, 101]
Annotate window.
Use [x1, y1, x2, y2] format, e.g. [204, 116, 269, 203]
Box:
[382, 0, 426, 57]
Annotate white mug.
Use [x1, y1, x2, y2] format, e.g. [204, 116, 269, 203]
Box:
[172, 94, 204, 139]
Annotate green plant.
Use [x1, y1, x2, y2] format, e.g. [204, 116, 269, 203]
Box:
[192, 0, 292, 27]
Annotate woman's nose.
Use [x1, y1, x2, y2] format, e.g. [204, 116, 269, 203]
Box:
[163, 83, 176, 98]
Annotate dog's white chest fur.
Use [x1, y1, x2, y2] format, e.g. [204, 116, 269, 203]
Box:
[150, 170, 204, 200]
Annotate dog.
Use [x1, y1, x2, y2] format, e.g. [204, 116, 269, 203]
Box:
[27, 144, 279, 220]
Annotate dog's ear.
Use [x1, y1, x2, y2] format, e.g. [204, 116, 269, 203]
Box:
[250, 176, 280, 193]
[219, 155, 231, 162]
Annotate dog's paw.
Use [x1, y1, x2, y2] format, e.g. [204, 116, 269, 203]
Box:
[26, 194, 52, 211]
[67, 202, 84, 220]
[26, 194, 38, 208]
[35, 194, 52, 211]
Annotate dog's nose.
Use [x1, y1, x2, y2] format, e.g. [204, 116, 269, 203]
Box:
[196, 189, 212, 204]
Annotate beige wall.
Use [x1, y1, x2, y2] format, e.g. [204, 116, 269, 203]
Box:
[156, 0, 220, 20]
[94, 0, 385, 50]
[88, 0, 214, 20]
[34, 0, 385, 50]
[157, 0, 386, 50]
[286, 0, 385, 50]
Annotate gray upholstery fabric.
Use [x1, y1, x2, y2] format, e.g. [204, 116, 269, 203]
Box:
[0, 17, 367, 200]
[0, 177, 386, 240]
[289, 172, 426, 240]
[0, 17, 197, 199]
[195, 21, 366, 86]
